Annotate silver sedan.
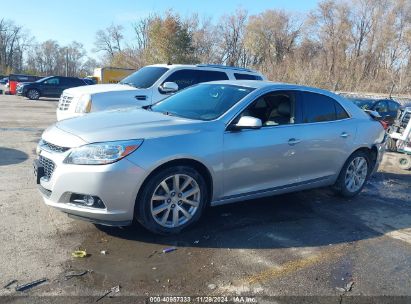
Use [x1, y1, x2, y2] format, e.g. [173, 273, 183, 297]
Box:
[35, 81, 385, 234]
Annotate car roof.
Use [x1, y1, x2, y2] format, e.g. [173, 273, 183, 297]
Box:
[201, 80, 340, 95]
[147, 63, 261, 74]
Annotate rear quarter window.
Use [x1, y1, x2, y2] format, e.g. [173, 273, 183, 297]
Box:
[198, 70, 229, 82]
[301, 92, 348, 123]
[234, 73, 263, 80]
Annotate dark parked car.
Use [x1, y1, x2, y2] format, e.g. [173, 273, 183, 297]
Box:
[17, 76, 89, 100]
[347, 98, 401, 125]
[0, 77, 8, 85]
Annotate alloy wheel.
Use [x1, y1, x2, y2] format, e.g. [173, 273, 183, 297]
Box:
[28, 90, 39, 100]
[150, 174, 201, 228]
[344, 156, 368, 192]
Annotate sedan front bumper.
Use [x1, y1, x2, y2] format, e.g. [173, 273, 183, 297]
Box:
[36, 149, 147, 226]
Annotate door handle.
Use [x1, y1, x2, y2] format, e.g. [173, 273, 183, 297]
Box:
[135, 95, 147, 101]
[340, 132, 349, 138]
[288, 138, 301, 146]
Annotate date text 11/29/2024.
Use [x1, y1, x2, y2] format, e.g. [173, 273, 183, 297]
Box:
[148, 296, 257, 303]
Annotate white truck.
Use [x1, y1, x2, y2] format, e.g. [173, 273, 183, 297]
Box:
[387, 106, 411, 170]
[56, 64, 265, 121]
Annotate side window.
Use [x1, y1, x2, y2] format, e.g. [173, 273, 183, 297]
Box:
[374, 101, 388, 113]
[70, 78, 85, 86]
[335, 102, 350, 120]
[301, 92, 339, 123]
[388, 101, 399, 112]
[60, 78, 72, 85]
[234, 73, 262, 80]
[44, 77, 59, 85]
[198, 70, 229, 82]
[162, 69, 200, 91]
[239, 91, 296, 126]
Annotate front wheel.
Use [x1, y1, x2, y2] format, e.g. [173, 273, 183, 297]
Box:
[27, 89, 40, 100]
[386, 137, 397, 152]
[333, 151, 371, 197]
[398, 155, 411, 170]
[135, 166, 208, 234]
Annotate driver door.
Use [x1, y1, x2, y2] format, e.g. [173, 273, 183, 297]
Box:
[222, 90, 307, 199]
[41, 77, 60, 96]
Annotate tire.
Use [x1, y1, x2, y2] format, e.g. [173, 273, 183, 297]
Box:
[27, 89, 40, 100]
[398, 155, 411, 170]
[386, 137, 397, 152]
[333, 151, 371, 198]
[135, 166, 208, 234]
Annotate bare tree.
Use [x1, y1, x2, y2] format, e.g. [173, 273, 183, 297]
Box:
[245, 10, 302, 73]
[94, 24, 124, 59]
[216, 9, 249, 66]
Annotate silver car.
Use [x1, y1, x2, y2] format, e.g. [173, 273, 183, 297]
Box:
[35, 81, 385, 234]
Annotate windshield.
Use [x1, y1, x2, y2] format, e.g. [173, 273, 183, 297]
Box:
[151, 84, 255, 121]
[350, 98, 375, 110]
[119, 66, 168, 88]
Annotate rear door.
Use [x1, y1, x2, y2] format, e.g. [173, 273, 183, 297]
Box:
[60, 78, 85, 93]
[297, 91, 355, 181]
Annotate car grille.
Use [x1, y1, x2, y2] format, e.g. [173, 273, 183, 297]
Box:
[40, 140, 69, 153]
[401, 112, 410, 129]
[58, 94, 73, 111]
[39, 155, 55, 180]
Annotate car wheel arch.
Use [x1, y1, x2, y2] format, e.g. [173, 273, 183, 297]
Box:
[135, 158, 214, 211]
[27, 88, 41, 97]
[343, 146, 378, 173]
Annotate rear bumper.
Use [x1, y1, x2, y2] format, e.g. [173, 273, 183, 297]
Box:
[371, 143, 385, 175]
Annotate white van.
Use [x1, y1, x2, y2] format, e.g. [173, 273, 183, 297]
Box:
[56, 64, 265, 121]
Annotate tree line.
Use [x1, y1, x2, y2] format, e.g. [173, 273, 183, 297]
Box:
[2, 0, 411, 95]
[0, 19, 96, 77]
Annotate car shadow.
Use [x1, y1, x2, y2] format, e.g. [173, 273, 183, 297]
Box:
[96, 171, 411, 250]
[0, 147, 29, 166]
[26, 97, 59, 102]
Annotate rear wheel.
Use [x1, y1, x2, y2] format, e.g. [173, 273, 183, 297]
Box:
[27, 89, 40, 100]
[398, 155, 411, 170]
[386, 137, 397, 152]
[334, 151, 371, 197]
[135, 166, 208, 234]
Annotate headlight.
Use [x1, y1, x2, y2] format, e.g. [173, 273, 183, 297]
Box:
[75, 94, 92, 113]
[64, 140, 143, 165]
[36, 139, 43, 155]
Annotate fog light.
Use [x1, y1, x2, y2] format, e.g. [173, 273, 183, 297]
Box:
[70, 193, 106, 209]
[83, 195, 94, 206]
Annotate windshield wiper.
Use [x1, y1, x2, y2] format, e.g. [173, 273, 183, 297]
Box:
[120, 82, 137, 88]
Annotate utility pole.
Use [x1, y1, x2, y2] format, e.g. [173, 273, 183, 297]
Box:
[65, 48, 68, 77]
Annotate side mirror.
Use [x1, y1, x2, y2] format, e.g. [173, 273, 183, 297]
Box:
[231, 116, 262, 130]
[160, 82, 178, 94]
[384, 114, 392, 120]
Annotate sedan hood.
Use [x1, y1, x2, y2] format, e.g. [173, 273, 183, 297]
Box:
[55, 108, 208, 143]
[64, 83, 136, 95]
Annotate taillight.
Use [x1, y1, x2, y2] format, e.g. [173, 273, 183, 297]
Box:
[379, 120, 389, 130]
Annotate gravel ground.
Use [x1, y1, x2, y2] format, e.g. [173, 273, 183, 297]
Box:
[0, 92, 410, 303]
